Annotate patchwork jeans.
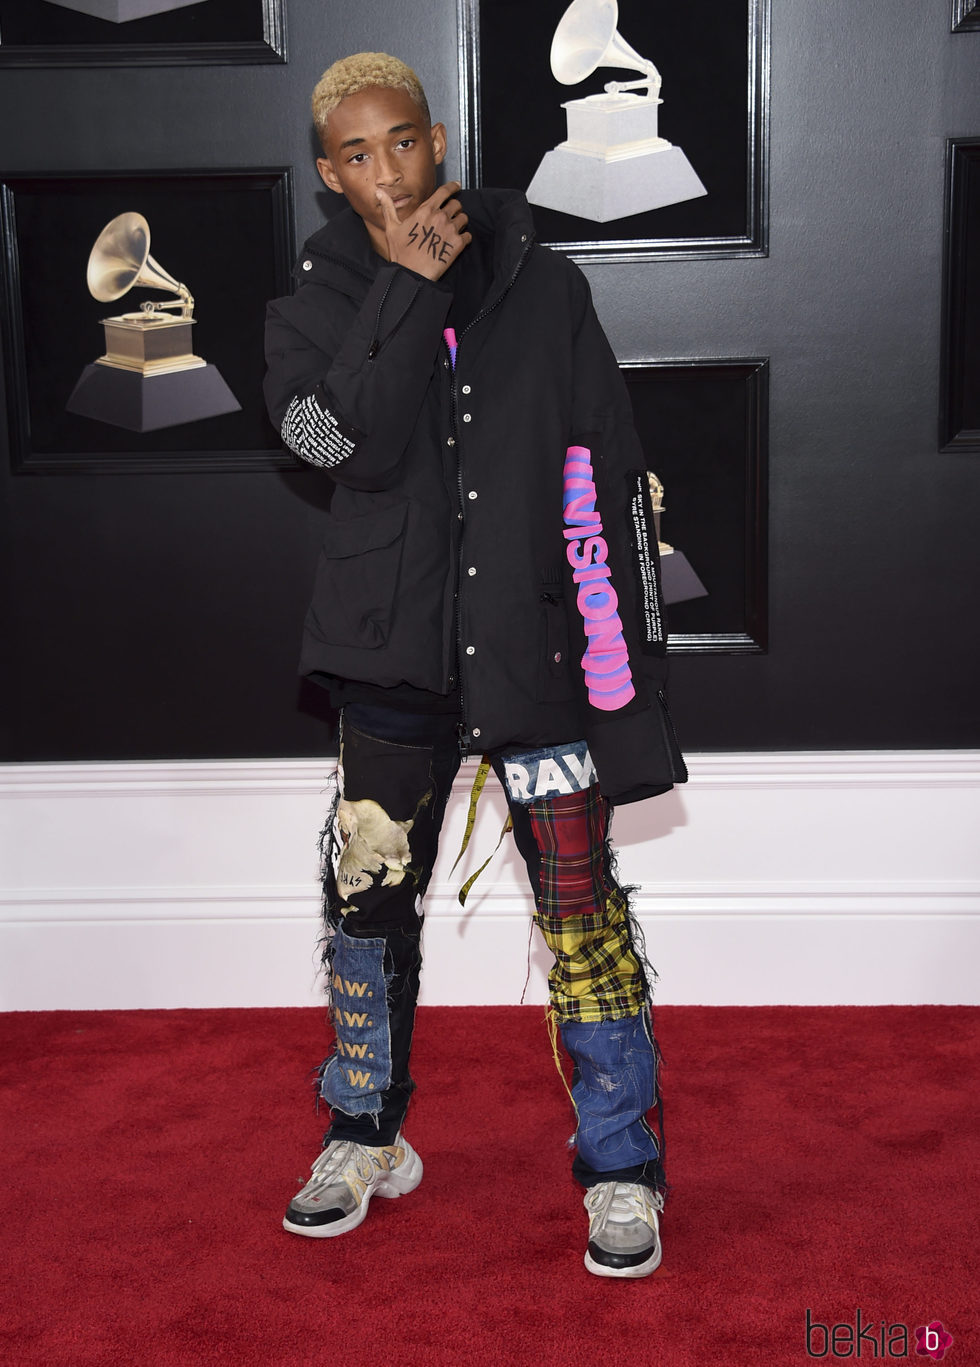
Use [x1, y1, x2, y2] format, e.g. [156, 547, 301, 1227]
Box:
[318, 704, 665, 1192]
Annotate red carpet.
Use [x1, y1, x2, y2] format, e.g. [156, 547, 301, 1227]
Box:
[1, 1005, 976, 1366]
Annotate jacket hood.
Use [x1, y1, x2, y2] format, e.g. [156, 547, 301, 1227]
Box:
[293, 187, 536, 298]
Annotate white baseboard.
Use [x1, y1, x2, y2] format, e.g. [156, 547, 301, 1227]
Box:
[2, 752, 978, 1010]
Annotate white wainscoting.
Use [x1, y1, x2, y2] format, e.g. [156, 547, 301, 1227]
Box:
[1, 752, 978, 1011]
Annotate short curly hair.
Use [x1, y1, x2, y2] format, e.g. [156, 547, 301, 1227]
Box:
[312, 53, 431, 147]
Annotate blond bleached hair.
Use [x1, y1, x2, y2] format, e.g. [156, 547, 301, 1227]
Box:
[312, 53, 431, 146]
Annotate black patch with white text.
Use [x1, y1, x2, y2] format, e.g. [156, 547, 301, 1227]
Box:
[626, 471, 667, 653]
[280, 384, 364, 470]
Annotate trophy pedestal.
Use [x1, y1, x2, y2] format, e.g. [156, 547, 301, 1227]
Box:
[527, 93, 706, 222]
[659, 548, 709, 606]
[66, 363, 240, 433]
[45, 0, 207, 20]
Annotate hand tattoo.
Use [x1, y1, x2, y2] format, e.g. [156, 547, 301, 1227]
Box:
[407, 221, 454, 263]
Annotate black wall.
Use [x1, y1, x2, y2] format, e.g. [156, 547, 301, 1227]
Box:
[1, 0, 978, 761]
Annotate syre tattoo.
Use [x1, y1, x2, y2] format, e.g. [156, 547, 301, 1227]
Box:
[407, 221, 454, 264]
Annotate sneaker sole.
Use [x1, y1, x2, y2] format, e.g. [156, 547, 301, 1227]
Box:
[584, 1244, 663, 1279]
[282, 1145, 423, 1240]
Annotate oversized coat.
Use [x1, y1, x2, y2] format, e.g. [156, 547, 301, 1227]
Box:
[263, 188, 686, 803]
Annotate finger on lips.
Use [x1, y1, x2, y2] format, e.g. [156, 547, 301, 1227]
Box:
[377, 186, 398, 222]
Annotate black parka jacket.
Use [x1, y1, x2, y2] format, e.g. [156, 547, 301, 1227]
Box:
[264, 189, 686, 802]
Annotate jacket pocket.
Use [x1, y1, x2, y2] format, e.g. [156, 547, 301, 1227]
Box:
[538, 584, 574, 702]
[309, 501, 408, 650]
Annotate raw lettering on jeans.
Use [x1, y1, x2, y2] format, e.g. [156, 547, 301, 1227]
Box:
[501, 740, 597, 805]
[562, 445, 636, 711]
[320, 929, 391, 1115]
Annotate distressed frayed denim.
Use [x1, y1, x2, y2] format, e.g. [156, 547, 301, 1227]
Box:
[560, 1013, 663, 1184]
[320, 709, 454, 1145]
[318, 928, 391, 1117]
[313, 704, 667, 1195]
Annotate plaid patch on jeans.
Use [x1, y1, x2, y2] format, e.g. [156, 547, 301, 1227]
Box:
[536, 889, 647, 1022]
[527, 781, 610, 919]
[529, 786, 647, 1022]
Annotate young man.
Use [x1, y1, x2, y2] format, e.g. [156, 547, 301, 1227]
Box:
[263, 52, 686, 1278]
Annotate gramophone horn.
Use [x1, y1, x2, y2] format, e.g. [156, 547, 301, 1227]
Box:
[550, 0, 650, 85]
[86, 211, 187, 307]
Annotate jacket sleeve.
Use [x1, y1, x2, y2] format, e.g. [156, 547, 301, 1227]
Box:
[561, 271, 687, 803]
[263, 263, 452, 492]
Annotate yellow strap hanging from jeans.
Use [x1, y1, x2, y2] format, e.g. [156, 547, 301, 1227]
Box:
[450, 756, 513, 906]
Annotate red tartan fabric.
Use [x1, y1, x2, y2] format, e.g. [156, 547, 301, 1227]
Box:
[526, 786, 648, 1022]
[527, 786, 610, 919]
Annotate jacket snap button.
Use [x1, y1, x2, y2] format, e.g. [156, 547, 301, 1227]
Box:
[468, 490, 478, 500]
[462, 413, 472, 422]
[447, 437, 455, 446]
[462, 384, 471, 394]
[467, 566, 476, 576]
[554, 652, 562, 663]
[466, 645, 476, 655]
[302, 260, 312, 271]
[472, 727, 481, 738]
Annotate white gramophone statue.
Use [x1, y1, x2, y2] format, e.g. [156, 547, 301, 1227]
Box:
[43, 0, 206, 20]
[66, 212, 240, 433]
[527, 0, 707, 223]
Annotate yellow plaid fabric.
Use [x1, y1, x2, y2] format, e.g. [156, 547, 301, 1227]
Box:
[535, 886, 648, 1023]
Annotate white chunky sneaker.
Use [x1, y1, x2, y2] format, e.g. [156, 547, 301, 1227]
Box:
[283, 1134, 423, 1238]
[583, 1180, 664, 1278]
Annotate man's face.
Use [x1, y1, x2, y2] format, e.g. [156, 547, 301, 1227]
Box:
[316, 85, 447, 257]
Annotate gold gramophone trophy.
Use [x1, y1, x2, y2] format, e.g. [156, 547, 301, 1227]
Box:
[66, 212, 240, 433]
[647, 471, 708, 605]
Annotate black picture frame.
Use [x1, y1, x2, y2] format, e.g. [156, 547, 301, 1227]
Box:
[0, 0, 285, 67]
[622, 359, 769, 653]
[1, 168, 295, 474]
[940, 139, 980, 453]
[951, 1, 980, 32]
[458, 0, 769, 263]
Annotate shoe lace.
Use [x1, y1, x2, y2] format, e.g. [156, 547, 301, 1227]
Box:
[307, 1138, 397, 1192]
[309, 1139, 358, 1185]
[586, 1181, 664, 1228]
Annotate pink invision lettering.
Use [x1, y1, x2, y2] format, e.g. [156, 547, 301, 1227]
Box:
[443, 327, 458, 371]
[562, 446, 635, 711]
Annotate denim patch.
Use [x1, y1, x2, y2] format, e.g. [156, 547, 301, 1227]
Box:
[319, 927, 391, 1117]
[560, 1013, 661, 1170]
[498, 740, 596, 806]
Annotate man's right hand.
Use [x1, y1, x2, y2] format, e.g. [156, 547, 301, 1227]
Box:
[378, 181, 472, 281]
